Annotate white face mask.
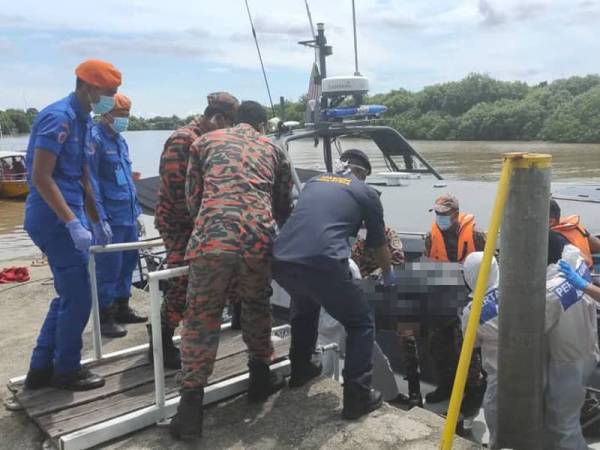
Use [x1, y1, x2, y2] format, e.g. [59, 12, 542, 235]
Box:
[436, 214, 453, 231]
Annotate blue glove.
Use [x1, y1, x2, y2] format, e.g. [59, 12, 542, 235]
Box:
[92, 220, 113, 246]
[65, 219, 92, 252]
[558, 259, 589, 291]
[382, 268, 398, 287]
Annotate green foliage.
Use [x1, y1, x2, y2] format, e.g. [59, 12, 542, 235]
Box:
[3, 73, 600, 141]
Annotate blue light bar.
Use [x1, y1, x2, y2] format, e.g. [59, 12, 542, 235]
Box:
[322, 104, 387, 119]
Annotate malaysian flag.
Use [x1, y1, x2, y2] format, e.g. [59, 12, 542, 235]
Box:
[305, 62, 321, 123]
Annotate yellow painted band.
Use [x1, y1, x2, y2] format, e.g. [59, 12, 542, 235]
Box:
[504, 152, 552, 169]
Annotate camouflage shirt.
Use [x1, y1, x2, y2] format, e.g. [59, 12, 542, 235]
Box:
[154, 117, 214, 235]
[185, 123, 294, 260]
[352, 227, 405, 277]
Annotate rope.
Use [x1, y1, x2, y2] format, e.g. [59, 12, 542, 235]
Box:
[243, 0, 276, 116]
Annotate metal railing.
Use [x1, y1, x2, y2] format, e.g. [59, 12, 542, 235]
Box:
[88, 239, 163, 361]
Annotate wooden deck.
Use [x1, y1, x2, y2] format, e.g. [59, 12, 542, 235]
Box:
[7, 329, 290, 443]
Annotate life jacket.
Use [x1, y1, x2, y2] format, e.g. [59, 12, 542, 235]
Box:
[429, 213, 476, 262]
[551, 215, 593, 267]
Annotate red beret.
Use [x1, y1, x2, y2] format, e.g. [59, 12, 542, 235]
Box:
[111, 93, 131, 112]
[75, 60, 122, 90]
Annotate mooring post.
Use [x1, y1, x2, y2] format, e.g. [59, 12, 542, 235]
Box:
[497, 153, 552, 449]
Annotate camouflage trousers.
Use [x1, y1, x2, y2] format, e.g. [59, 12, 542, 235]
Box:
[181, 254, 274, 388]
[427, 317, 484, 388]
[159, 229, 191, 330]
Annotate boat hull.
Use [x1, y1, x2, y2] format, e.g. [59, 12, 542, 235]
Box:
[0, 180, 28, 199]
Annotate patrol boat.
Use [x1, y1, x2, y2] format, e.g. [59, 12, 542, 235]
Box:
[0, 151, 28, 199]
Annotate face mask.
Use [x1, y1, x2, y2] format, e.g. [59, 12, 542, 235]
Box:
[111, 117, 129, 133]
[436, 214, 452, 231]
[91, 94, 115, 115]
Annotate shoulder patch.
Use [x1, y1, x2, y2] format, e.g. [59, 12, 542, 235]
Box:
[316, 175, 352, 186]
[553, 280, 582, 310]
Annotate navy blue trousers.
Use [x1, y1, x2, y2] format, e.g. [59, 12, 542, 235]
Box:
[272, 259, 374, 387]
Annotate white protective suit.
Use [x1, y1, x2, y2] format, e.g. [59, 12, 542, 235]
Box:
[544, 245, 600, 450]
[461, 252, 500, 446]
[317, 259, 400, 401]
[461, 251, 568, 448]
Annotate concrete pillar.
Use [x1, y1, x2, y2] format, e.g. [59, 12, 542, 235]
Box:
[496, 154, 552, 449]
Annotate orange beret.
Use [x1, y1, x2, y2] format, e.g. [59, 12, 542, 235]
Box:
[111, 93, 131, 112]
[75, 59, 122, 90]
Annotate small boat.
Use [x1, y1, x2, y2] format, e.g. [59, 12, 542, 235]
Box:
[0, 151, 28, 199]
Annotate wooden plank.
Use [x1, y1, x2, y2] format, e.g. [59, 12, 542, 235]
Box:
[16, 329, 250, 417]
[40, 339, 290, 438]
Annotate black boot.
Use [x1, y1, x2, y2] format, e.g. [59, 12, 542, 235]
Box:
[114, 298, 148, 324]
[247, 359, 285, 403]
[24, 367, 53, 390]
[169, 388, 204, 440]
[288, 358, 322, 388]
[51, 368, 105, 391]
[342, 381, 383, 420]
[100, 305, 127, 338]
[425, 384, 452, 404]
[461, 379, 487, 418]
[391, 392, 423, 410]
[147, 324, 181, 370]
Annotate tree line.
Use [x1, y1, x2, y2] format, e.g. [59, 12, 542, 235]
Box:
[3, 73, 600, 143]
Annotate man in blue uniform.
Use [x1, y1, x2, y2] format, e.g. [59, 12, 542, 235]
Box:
[89, 93, 146, 338]
[23, 60, 121, 391]
[272, 149, 396, 420]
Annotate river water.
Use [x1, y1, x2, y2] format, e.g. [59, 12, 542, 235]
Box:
[1, 131, 600, 261]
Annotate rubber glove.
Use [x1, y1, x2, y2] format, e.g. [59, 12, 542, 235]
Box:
[382, 268, 398, 287]
[558, 259, 589, 291]
[65, 219, 93, 252]
[92, 220, 113, 246]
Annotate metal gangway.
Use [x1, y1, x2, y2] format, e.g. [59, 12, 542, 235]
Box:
[7, 239, 339, 450]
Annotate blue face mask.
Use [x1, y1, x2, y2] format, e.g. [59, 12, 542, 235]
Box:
[436, 214, 453, 231]
[111, 117, 129, 133]
[91, 95, 115, 115]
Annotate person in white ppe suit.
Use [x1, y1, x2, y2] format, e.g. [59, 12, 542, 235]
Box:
[461, 252, 500, 447]
[544, 233, 599, 450]
[461, 237, 570, 449]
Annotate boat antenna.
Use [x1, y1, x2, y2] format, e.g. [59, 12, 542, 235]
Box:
[351, 0, 361, 76]
[243, 0, 275, 116]
[304, 0, 318, 62]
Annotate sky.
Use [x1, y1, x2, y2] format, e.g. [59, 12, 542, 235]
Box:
[1, 0, 600, 117]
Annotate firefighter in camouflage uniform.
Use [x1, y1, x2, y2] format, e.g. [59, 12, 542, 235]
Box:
[152, 92, 239, 369]
[169, 101, 294, 441]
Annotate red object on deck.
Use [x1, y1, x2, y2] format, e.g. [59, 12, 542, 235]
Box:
[0, 267, 30, 284]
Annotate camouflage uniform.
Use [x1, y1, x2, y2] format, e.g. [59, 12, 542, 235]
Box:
[424, 224, 487, 396]
[181, 123, 293, 388]
[351, 228, 421, 396]
[154, 92, 239, 331]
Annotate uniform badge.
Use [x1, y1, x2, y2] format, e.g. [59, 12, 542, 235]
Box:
[57, 131, 67, 144]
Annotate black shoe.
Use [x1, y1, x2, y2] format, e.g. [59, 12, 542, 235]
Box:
[115, 298, 148, 324]
[247, 359, 285, 403]
[342, 381, 383, 420]
[425, 385, 451, 404]
[391, 392, 423, 410]
[288, 359, 322, 388]
[147, 324, 181, 370]
[24, 367, 53, 390]
[170, 388, 204, 441]
[51, 368, 105, 391]
[100, 306, 127, 338]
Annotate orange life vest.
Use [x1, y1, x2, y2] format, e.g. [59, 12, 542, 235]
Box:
[551, 215, 593, 267]
[429, 213, 476, 262]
